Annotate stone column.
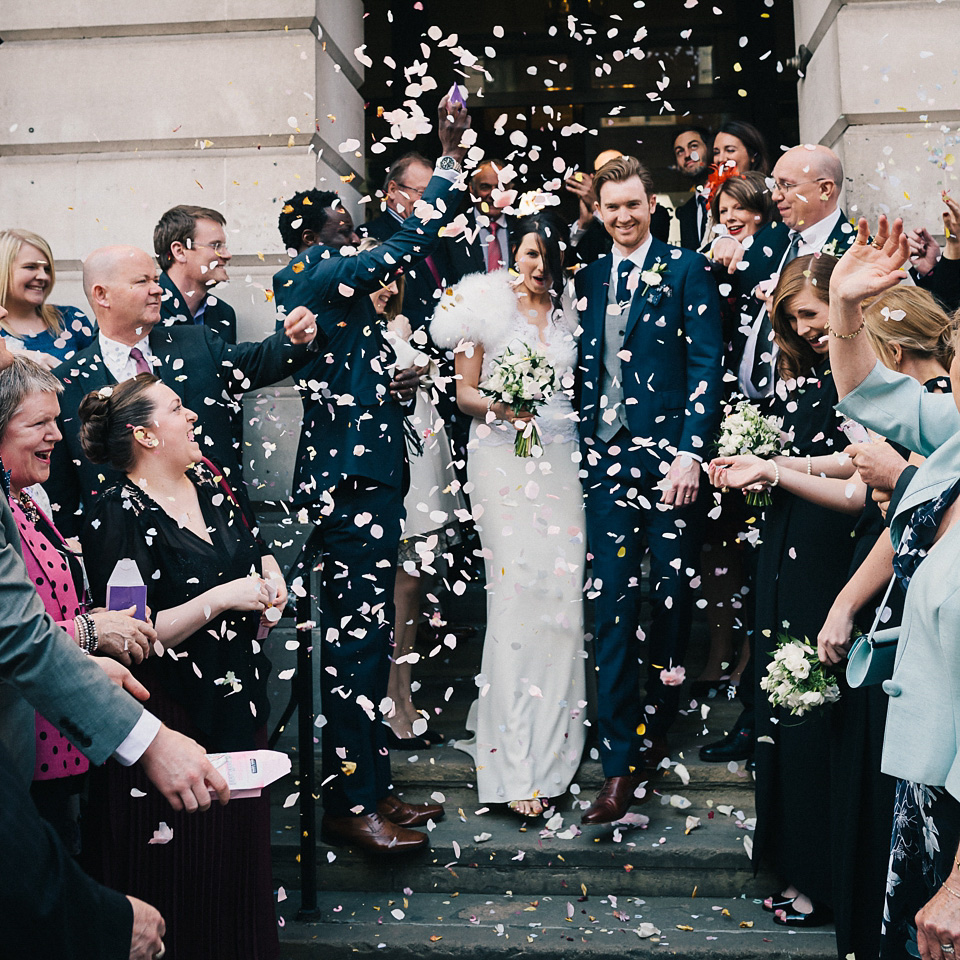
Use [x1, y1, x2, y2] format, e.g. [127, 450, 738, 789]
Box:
[0, 0, 366, 511]
[794, 0, 960, 231]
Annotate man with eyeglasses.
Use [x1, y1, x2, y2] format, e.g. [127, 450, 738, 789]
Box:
[359, 152, 447, 332]
[711, 143, 854, 402]
[698, 143, 855, 772]
[154, 205, 238, 343]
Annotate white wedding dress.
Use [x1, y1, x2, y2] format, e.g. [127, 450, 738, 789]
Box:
[431, 270, 587, 804]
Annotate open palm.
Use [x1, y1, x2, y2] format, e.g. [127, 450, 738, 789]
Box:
[829, 215, 910, 306]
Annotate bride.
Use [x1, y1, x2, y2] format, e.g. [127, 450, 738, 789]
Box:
[431, 211, 587, 817]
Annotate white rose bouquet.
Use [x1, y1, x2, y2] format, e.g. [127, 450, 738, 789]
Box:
[480, 340, 559, 458]
[716, 400, 784, 506]
[760, 635, 840, 717]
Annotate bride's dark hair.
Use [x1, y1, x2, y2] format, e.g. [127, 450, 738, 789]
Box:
[510, 211, 569, 301]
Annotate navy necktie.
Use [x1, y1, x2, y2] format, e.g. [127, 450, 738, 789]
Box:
[615, 259, 635, 304]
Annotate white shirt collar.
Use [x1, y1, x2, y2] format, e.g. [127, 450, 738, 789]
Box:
[611, 233, 654, 277]
[796, 207, 842, 253]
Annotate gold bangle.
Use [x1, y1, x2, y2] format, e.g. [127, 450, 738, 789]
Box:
[826, 320, 865, 340]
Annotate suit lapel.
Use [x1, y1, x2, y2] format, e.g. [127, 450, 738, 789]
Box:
[622, 239, 663, 344]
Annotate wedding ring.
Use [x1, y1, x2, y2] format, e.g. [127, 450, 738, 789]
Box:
[871, 238, 885, 249]
[854, 237, 869, 245]
[942, 945, 955, 955]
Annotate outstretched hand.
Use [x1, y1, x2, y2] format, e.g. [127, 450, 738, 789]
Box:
[829, 215, 910, 306]
[437, 96, 471, 163]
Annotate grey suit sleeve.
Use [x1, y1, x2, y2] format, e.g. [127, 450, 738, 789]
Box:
[0, 497, 142, 768]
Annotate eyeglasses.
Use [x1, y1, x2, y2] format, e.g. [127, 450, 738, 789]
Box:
[772, 177, 829, 195]
[394, 182, 426, 197]
[189, 240, 230, 255]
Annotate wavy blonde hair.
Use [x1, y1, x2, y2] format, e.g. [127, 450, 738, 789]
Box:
[862, 285, 954, 373]
[0, 229, 64, 337]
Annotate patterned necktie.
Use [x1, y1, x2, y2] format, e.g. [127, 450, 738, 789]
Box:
[129, 346, 151, 376]
[615, 259, 635, 304]
[486, 220, 501, 272]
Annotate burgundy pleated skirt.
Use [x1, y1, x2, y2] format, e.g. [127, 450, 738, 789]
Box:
[81, 691, 280, 960]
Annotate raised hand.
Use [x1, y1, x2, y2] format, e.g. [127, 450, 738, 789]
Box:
[437, 96, 471, 162]
[828, 215, 910, 307]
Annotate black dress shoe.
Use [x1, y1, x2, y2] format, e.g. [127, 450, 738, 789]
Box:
[699, 722, 754, 762]
[772, 902, 833, 927]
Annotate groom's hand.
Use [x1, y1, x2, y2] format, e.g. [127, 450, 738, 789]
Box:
[660, 454, 701, 507]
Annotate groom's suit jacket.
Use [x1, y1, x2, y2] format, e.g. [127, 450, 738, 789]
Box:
[575, 236, 724, 461]
[47, 323, 311, 535]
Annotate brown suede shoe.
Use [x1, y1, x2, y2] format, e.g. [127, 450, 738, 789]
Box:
[580, 775, 648, 825]
[377, 794, 445, 827]
[321, 812, 428, 855]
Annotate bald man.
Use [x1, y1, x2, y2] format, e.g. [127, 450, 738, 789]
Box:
[46, 245, 319, 536]
[709, 143, 856, 402]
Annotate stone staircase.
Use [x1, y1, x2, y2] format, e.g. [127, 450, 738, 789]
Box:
[264, 583, 839, 958]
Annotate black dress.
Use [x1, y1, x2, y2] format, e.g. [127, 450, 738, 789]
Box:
[752, 362, 859, 907]
[80, 462, 279, 960]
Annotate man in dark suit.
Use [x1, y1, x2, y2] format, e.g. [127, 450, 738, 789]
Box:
[672, 127, 712, 251]
[712, 143, 856, 402]
[45, 245, 318, 541]
[442, 158, 516, 283]
[272, 96, 470, 854]
[153, 205, 238, 342]
[359, 152, 449, 331]
[574, 156, 724, 825]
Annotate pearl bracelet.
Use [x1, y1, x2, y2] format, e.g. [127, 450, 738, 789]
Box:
[770, 460, 780, 489]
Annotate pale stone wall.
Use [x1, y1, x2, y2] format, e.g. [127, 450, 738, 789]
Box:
[794, 0, 960, 233]
[0, 1, 367, 513]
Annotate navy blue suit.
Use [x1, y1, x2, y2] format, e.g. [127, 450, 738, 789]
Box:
[272, 171, 456, 816]
[576, 237, 724, 774]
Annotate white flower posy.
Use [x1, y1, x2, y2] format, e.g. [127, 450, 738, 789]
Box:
[760, 636, 840, 717]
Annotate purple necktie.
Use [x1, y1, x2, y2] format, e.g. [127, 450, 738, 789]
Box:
[129, 347, 151, 376]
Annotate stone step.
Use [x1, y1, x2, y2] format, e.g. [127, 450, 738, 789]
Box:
[275, 892, 836, 959]
[271, 784, 766, 899]
[382, 742, 753, 793]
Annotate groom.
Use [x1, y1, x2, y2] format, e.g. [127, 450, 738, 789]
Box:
[575, 155, 724, 824]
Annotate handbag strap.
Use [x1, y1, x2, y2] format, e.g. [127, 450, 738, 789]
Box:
[866, 573, 898, 649]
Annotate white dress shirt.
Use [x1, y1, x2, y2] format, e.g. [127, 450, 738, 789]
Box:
[99, 332, 156, 383]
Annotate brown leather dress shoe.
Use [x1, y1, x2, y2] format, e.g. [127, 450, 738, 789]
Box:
[321, 812, 428, 855]
[377, 794, 445, 827]
[580, 775, 647, 825]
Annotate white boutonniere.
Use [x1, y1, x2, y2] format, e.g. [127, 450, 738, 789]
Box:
[640, 260, 668, 297]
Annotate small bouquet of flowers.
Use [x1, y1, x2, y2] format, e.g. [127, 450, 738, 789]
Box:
[760, 635, 840, 717]
[480, 340, 559, 458]
[716, 400, 784, 506]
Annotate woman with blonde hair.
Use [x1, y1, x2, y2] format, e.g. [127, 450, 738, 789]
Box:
[0, 229, 94, 369]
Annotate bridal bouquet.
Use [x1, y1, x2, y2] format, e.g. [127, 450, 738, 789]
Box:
[480, 341, 559, 458]
[716, 400, 784, 506]
[760, 635, 840, 717]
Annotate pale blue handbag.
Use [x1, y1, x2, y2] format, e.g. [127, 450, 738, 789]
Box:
[846, 575, 899, 688]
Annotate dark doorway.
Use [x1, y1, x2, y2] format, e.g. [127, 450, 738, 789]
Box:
[360, 0, 798, 222]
